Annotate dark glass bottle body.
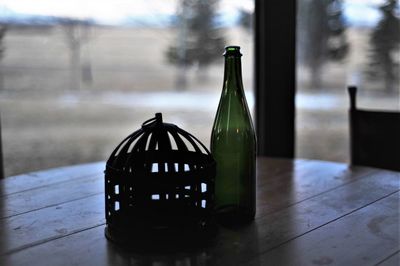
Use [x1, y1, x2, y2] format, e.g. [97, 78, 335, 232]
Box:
[211, 46, 256, 224]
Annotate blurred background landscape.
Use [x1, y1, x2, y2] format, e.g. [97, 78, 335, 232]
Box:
[0, 0, 399, 177]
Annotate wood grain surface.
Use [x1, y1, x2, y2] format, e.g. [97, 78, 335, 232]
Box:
[0, 158, 399, 266]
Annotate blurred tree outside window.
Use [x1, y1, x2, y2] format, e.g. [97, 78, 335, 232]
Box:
[58, 18, 93, 91]
[0, 24, 6, 90]
[366, 0, 400, 93]
[166, 0, 226, 90]
[297, 0, 349, 90]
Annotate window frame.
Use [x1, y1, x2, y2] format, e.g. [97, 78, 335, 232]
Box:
[255, 0, 296, 157]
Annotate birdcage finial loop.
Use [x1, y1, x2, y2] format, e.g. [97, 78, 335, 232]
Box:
[141, 113, 163, 128]
[155, 112, 163, 123]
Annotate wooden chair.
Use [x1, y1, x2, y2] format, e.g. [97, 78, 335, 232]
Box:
[348, 86, 400, 171]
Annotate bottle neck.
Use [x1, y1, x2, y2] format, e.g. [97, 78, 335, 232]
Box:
[223, 56, 243, 92]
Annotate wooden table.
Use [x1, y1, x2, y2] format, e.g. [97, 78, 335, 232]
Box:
[0, 158, 399, 265]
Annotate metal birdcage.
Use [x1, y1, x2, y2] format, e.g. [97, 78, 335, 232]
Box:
[104, 113, 216, 249]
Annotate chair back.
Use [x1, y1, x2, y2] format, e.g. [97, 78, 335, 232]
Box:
[348, 86, 400, 171]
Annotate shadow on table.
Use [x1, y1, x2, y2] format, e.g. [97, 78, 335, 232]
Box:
[105, 222, 262, 265]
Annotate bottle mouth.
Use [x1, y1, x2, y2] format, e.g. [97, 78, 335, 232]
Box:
[223, 46, 242, 57]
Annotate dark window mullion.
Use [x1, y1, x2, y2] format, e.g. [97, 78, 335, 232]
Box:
[255, 0, 296, 158]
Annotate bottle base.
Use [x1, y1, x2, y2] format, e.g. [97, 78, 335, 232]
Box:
[215, 205, 255, 226]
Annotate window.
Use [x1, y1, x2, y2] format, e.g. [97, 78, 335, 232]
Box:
[0, 0, 254, 176]
[296, 0, 400, 162]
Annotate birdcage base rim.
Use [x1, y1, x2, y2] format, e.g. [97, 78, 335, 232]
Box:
[104, 223, 218, 251]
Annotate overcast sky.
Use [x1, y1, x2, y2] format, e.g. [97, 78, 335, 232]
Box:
[0, 0, 253, 24]
[0, 0, 395, 26]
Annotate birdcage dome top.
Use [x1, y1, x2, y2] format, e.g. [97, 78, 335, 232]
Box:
[106, 113, 214, 174]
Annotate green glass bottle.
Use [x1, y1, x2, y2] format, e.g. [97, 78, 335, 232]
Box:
[211, 46, 256, 224]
